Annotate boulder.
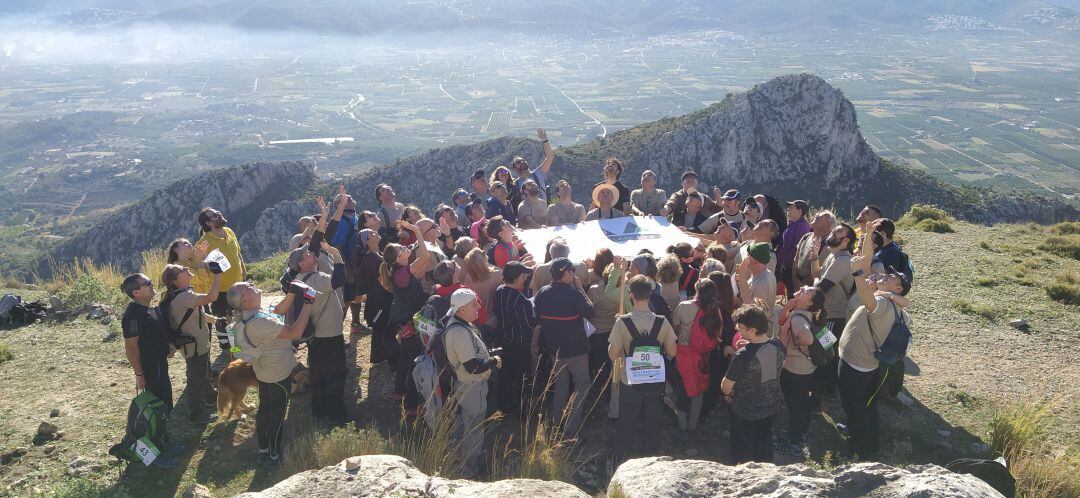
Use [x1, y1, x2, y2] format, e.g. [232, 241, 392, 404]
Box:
[66, 456, 103, 477]
[235, 454, 588, 498]
[36, 421, 59, 438]
[608, 457, 1004, 498]
[182, 483, 213, 498]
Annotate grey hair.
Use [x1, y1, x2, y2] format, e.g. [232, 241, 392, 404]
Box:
[816, 210, 838, 231]
[700, 258, 724, 280]
[226, 282, 249, 310]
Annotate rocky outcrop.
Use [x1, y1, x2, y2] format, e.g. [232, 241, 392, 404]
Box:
[235, 454, 588, 498]
[41, 162, 316, 275]
[238, 199, 315, 262]
[608, 457, 1004, 498]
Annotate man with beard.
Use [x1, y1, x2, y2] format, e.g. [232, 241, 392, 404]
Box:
[812, 222, 856, 399]
[792, 211, 836, 291]
[662, 171, 716, 221]
[712, 189, 746, 231]
[195, 207, 246, 353]
[511, 128, 556, 202]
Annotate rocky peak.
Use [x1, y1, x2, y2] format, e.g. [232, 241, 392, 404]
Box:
[41, 161, 315, 275]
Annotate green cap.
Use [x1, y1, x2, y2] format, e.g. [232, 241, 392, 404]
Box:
[747, 242, 771, 265]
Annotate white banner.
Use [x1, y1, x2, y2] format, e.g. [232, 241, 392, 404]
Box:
[516, 216, 698, 263]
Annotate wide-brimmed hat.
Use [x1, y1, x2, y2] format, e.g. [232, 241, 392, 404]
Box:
[592, 183, 620, 207]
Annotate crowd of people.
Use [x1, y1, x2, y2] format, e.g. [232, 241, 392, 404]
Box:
[118, 128, 915, 475]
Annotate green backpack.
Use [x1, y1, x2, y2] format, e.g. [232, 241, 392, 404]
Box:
[108, 390, 169, 466]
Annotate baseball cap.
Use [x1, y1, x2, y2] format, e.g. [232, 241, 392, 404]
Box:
[722, 189, 740, 200]
[681, 171, 698, 181]
[786, 200, 809, 213]
[445, 288, 479, 320]
[453, 188, 470, 201]
[887, 267, 912, 296]
[503, 261, 534, 283]
[550, 257, 575, 280]
[747, 242, 772, 265]
[287, 245, 314, 272]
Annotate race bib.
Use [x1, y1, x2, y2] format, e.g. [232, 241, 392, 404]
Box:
[625, 346, 665, 384]
[133, 436, 160, 466]
[815, 326, 838, 350]
[414, 314, 439, 339]
[204, 249, 232, 273]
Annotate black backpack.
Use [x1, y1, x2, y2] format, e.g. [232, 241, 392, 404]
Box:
[868, 301, 910, 366]
[790, 314, 836, 368]
[620, 315, 667, 393]
[157, 289, 199, 349]
[378, 206, 400, 246]
[945, 458, 1015, 498]
[285, 272, 320, 346]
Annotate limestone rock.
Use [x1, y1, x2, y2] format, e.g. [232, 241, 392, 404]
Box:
[238, 199, 315, 262]
[49, 408, 60, 418]
[235, 454, 589, 498]
[182, 483, 213, 498]
[42, 161, 316, 275]
[66, 456, 103, 477]
[608, 457, 1004, 498]
[36, 421, 59, 437]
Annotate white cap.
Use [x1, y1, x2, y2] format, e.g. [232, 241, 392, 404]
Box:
[445, 288, 478, 320]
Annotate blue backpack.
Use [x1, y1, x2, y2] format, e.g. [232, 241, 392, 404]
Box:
[868, 301, 910, 366]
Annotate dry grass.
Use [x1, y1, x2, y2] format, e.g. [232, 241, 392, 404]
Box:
[36, 248, 175, 310]
[988, 400, 1080, 498]
[278, 423, 388, 478]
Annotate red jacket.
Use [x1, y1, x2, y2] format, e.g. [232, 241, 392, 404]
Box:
[434, 283, 488, 325]
[676, 309, 719, 397]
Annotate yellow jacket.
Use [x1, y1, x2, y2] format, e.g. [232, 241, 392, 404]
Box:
[193, 227, 245, 294]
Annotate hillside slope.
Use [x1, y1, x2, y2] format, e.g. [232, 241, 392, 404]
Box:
[40, 161, 315, 274]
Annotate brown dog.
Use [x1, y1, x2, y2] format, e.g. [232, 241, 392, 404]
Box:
[216, 360, 311, 420]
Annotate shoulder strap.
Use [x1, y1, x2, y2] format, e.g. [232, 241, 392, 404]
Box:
[621, 316, 641, 342]
[788, 313, 812, 358]
[648, 316, 664, 339]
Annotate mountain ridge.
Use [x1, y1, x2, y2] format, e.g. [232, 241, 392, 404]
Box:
[39, 73, 1079, 271]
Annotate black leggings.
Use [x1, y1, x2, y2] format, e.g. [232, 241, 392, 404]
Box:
[309, 337, 347, 423]
[256, 377, 292, 459]
[780, 369, 814, 443]
[144, 356, 173, 412]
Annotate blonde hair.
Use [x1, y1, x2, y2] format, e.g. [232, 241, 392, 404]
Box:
[462, 247, 493, 282]
[656, 254, 683, 284]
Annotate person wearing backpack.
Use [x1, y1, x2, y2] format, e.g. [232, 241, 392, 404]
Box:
[161, 263, 223, 425]
[282, 230, 347, 426]
[607, 275, 678, 464]
[837, 241, 912, 460]
[443, 288, 502, 478]
[811, 222, 856, 405]
[120, 273, 184, 468]
[774, 285, 826, 456]
[381, 221, 432, 414]
[721, 304, 786, 464]
[226, 280, 315, 470]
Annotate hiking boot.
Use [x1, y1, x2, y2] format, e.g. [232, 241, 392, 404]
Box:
[151, 454, 178, 469]
[774, 440, 805, 457]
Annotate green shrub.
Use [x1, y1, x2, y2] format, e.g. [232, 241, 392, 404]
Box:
[1044, 283, 1080, 306]
[279, 423, 388, 478]
[988, 401, 1049, 464]
[899, 204, 949, 225]
[916, 218, 954, 233]
[1038, 235, 1080, 261]
[952, 298, 996, 320]
[59, 271, 123, 310]
[0, 343, 12, 364]
[973, 277, 998, 287]
[247, 252, 289, 290]
[1049, 221, 1080, 235]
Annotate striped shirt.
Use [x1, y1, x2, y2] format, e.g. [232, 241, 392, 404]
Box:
[492, 285, 537, 344]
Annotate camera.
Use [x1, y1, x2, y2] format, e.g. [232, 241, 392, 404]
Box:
[488, 347, 503, 356]
[290, 280, 318, 303]
[172, 333, 196, 349]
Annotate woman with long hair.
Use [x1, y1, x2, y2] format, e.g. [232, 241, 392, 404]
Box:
[459, 247, 502, 343]
[358, 229, 394, 366]
[160, 262, 222, 424]
[490, 166, 520, 214]
[775, 285, 826, 456]
[584, 248, 616, 379]
[380, 222, 430, 411]
[671, 278, 721, 431]
[701, 271, 738, 418]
